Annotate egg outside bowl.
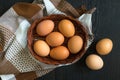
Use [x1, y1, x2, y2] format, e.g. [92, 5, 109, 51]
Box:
[27, 14, 88, 66]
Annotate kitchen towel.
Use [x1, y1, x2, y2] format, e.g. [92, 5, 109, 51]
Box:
[0, 0, 95, 80]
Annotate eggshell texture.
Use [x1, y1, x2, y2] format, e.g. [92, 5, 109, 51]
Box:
[36, 20, 54, 36]
[86, 54, 104, 70]
[50, 46, 69, 60]
[33, 40, 50, 57]
[96, 38, 113, 55]
[46, 32, 64, 47]
[68, 35, 83, 54]
[58, 19, 75, 37]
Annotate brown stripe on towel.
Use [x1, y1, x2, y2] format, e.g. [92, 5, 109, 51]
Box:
[50, 0, 87, 18]
[15, 71, 37, 80]
[0, 58, 19, 74]
[13, 3, 42, 19]
[50, 0, 79, 18]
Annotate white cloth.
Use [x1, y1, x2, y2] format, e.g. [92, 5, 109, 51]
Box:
[0, 74, 16, 80]
[0, 0, 94, 79]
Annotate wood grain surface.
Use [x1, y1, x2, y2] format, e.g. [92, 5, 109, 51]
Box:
[0, 0, 120, 80]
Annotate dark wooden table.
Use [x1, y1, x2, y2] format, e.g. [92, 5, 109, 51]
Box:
[0, 0, 120, 80]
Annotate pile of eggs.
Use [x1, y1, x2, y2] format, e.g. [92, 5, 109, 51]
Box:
[33, 19, 84, 61]
[28, 14, 113, 70]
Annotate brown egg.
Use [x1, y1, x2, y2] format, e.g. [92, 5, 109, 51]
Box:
[33, 40, 50, 57]
[58, 19, 75, 37]
[86, 54, 104, 70]
[46, 32, 64, 47]
[36, 20, 54, 36]
[50, 46, 69, 60]
[96, 38, 113, 55]
[68, 35, 83, 54]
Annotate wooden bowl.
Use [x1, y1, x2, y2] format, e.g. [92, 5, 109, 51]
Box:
[27, 14, 88, 65]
